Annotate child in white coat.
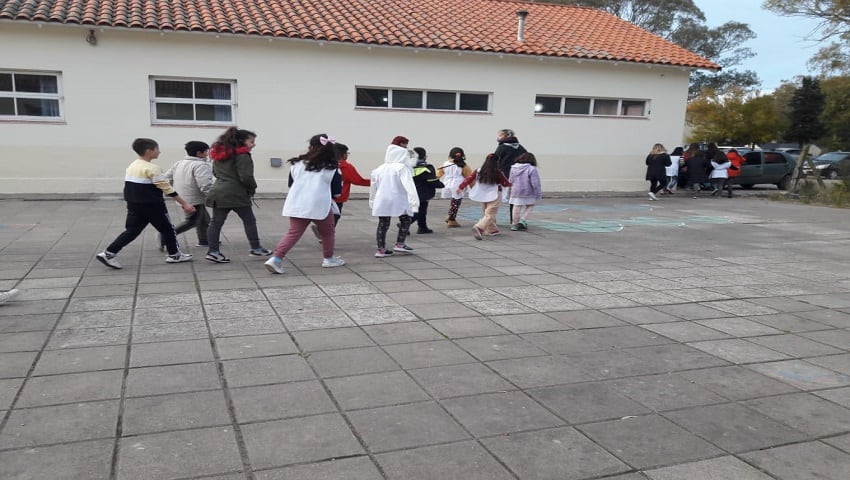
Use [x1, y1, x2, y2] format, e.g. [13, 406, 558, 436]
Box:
[264, 134, 344, 274]
[370, 136, 420, 258]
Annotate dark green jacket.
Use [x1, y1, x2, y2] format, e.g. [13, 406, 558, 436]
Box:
[206, 153, 257, 208]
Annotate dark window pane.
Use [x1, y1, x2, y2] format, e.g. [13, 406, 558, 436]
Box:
[15, 74, 58, 94]
[593, 99, 618, 115]
[155, 80, 193, 99]
[535, 96, 561, 113]
[764, 152, 785, 164]
[459, 93, 488, 111]
[195, 82, 231, 100]
[16, 98, 60, 116]
[0, 97, 14, 114]
[621, 100, 645, 116]
[356, 88, 389, 107]
[564, 98, 590, 114]
[196, 104, 232, 122]
[392, 90, 422, 109]
[0, 74, 12, 92]
[155, 102, 194, 120]
[743, 152, 761, 164]
[426, 91, 455, 110]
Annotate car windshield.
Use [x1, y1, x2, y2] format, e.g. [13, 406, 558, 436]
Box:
[815, 153, 848, 163]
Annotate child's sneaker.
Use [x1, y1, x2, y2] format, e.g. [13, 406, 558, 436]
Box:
[393, 243, 414, 253]
[264, 257, 285, 274]
[510, 224, 520, 231]
[446, 220, 461, 228]
[166, 252, 193, 263]
[95, 251, 123, 269]
[374, 248, 394, 258]
[485, 230, 501, 236]
[322, 257, 346, 268]
[472, 226, 483, 240]
[249, 247, 272, 256]
[0, 288, 21, 305]
[519, 219, 528, 229]
[205, 251, 230, 263]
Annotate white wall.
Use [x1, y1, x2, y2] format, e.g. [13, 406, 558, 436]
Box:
[0, 23, 692, 194]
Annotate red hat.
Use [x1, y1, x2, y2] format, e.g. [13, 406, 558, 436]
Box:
[391, 136, 409, 146]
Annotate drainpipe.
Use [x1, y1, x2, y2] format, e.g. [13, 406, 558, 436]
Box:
[517, 10, 529, 43]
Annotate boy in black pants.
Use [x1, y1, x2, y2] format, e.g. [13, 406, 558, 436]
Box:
[96, 138, 196, 269]
[411, 147, 443, 234]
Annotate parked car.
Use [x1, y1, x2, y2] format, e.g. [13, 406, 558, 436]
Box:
[719, 146, 756, 156]
[802, 152, 850, 179]
[731, 150, 797, 190]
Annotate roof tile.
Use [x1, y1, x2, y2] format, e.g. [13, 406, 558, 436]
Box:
[0, 0, 718, 69]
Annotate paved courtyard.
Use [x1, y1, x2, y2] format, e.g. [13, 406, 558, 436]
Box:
[2, 195, 850, 479]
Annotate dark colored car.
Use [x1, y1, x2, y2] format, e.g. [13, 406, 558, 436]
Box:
[731, 150, 797, 190]
[802, 152, 850, 179]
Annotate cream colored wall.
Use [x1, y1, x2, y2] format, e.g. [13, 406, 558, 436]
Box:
[0, 23, 691, 194]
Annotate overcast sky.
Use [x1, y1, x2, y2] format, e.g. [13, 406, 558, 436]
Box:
[699, 1, 826, 92]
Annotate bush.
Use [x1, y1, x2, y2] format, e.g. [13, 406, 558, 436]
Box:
[789, 179, 850, 207]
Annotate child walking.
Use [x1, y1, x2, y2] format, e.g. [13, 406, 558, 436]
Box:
[205, 127, 271, 263]
[370, 136, 419, 257]
[508, 152, 542, 231]
[330, 142, 370, 226]
[162, 141, 214, 248]
[96, 138, 195, 269]
[411, 147, 443, 234]
[458, 153, 511, 240]
[265, 134, 344, 274]
[437, 147, 471, 228]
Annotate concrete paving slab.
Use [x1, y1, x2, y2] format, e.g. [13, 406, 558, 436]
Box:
[122, 390, 230, 435]
[741, 441, 850, 480]
[346, 401, 469, 452]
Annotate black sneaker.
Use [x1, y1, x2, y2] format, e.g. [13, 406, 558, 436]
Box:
[205, 251, 230, 263]
[417, 228, 434, 234]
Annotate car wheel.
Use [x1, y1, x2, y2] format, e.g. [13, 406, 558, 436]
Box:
[740, 184, 754, 189]
[829, 170, 839, 180]
[777, 175, 791, 190]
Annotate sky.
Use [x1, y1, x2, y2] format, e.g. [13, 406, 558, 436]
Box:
[699, 1, 826, 92]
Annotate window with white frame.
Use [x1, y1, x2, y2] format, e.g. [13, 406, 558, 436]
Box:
[534, 95, 648, 117]
[356, 87, 490, 112]
[0, 71, 63, 120]
[150, 77, 236, 125]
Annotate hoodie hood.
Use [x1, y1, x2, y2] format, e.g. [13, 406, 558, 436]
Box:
[498, 136, 521, 147]
[385, 144, 416, 167]
[511, 163, 535, 175]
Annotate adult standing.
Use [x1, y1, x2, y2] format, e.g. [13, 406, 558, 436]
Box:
[494, 129, 527, 219]
[645, 143, 672, 201]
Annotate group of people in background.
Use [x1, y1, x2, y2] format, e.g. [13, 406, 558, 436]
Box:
[95, 127, 543, 275]
[645, 142, 745, 200]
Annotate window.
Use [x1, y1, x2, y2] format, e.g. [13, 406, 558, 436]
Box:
[535, 95, 648, 118]
[356, 87, 490, 112]
[764, 152, 786, 164]
[0, 71, 62, 120]
[150, 77, 235, 125]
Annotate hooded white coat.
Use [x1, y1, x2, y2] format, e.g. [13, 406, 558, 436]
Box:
[370, 145, 420, 216]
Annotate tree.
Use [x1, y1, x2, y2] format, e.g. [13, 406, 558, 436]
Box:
[763, 0, 850, 75]
[785, 76, 826, 146]
[819, 75, 850, 149]
[686, 88, 785, 145]
[546, 0, 759, 98]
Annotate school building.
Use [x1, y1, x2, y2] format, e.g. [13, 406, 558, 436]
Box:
[0, 0, 717, 194]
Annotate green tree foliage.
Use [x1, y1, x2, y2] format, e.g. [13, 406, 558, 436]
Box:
[785, 76, 826, 146]
[764, 0, 850, 75]
[819, 76, 850, 149]
[686, 88, 785, 145]
[545, 0, 759, 98]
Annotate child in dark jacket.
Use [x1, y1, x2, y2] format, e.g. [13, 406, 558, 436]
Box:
[410, 147, 443, 234]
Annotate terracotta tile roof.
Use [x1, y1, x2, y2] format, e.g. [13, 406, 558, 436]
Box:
[0, 0, 718, 70]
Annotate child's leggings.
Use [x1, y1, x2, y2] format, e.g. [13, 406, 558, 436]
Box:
[376, 215, 411, 249]
[512, 204, 535, 224]
[447, 198, 462, 220]
[273, 212, 335, 259]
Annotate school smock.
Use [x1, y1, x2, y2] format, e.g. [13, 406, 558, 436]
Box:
[439, 161, 470, 200]
[282, 161, 339, 220]
[710, 160, 732, 179]
[369, 145, 419, 217]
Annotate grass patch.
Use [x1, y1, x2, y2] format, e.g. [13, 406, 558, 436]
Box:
[779, 179, 850, 207]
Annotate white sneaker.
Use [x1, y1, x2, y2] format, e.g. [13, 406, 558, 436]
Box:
[264, 257, 285, 274]
[166, 253, 193, 263]
[322, 257, 346, 268]
[0, 288, 20, 305]
[95, 251, 123, 269]
[648, 192, 658, 201]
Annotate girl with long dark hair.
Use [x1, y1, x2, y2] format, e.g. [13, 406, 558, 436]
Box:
[457, 153, 511, 239]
